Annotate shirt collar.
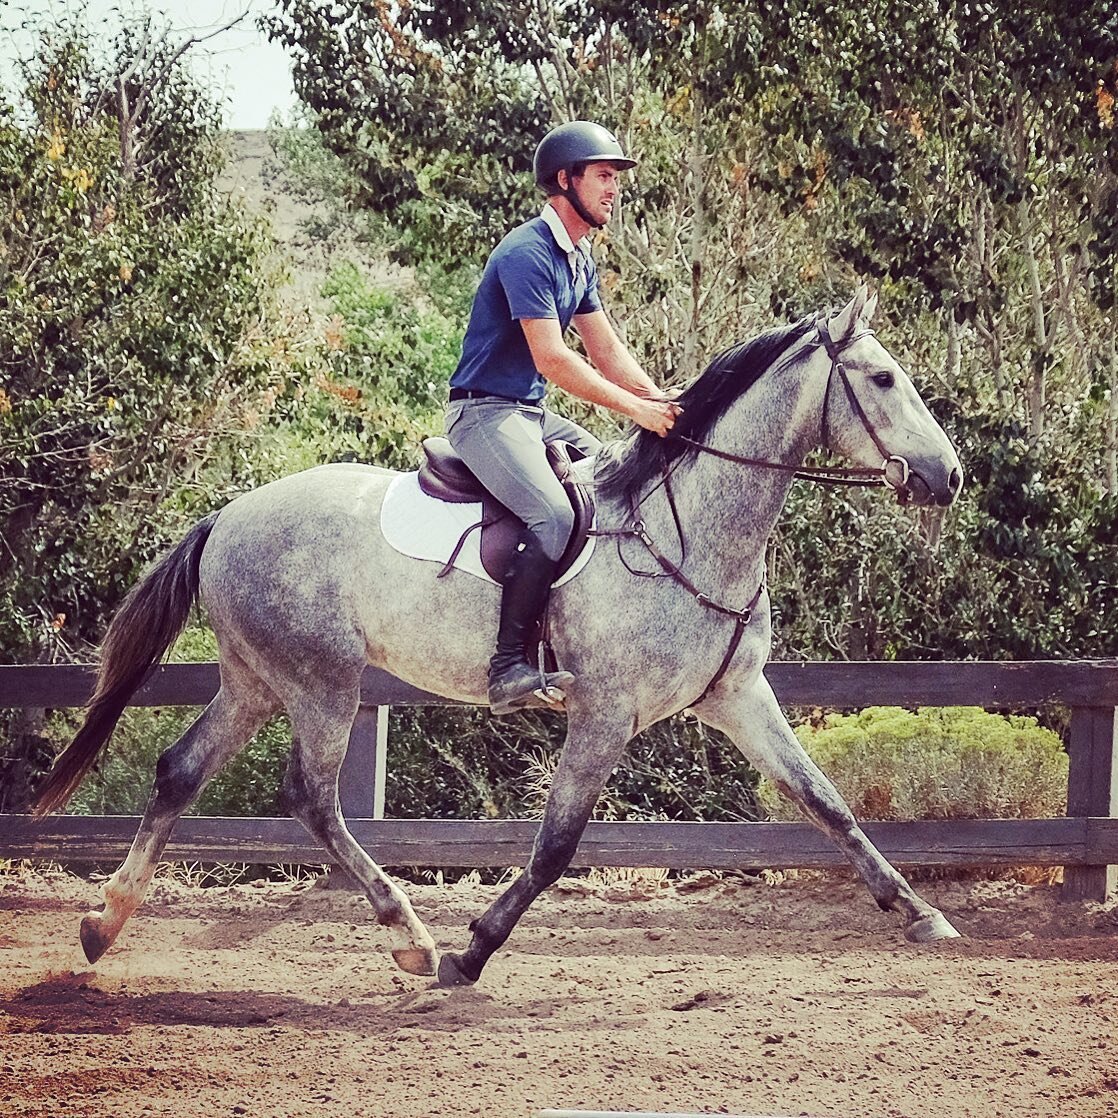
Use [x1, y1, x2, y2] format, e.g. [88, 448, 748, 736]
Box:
[541, 203, 589, 276]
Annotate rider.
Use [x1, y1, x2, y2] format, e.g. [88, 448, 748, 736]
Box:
[446, 120, 680, 715]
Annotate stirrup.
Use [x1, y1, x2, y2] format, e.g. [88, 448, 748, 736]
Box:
[488, 664, 574, 716]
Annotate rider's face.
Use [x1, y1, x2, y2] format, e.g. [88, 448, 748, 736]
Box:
[569, 162, 623, 225]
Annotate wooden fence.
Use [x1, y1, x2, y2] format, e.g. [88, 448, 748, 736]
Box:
[0, 660, 1116, 901]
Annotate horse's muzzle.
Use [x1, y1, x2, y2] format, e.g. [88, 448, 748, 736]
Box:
[894, 463, 963, 508]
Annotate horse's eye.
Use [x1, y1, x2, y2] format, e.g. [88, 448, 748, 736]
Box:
[872, 371, 895, 388]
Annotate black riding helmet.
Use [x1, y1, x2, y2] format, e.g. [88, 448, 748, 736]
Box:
[533, 120, 637, 228]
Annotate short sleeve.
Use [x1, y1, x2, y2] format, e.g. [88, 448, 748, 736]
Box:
[496, 242, 558, 320]
[576, 255, 603, 315]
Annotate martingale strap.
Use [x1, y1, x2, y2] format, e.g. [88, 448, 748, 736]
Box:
[590, 489, 765, 706]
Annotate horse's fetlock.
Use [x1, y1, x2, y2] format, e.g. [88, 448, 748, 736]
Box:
[467, 918, 506, 958]
[376, 901, 406, 929]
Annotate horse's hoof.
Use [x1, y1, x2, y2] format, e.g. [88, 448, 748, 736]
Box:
[79, 913, 111, 963]
[392, 946, 439, 977]
[905, 911, 961, 943]
[436, 952, 477, 987]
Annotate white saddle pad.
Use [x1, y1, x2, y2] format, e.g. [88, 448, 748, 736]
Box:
[380, 472, 595, 587]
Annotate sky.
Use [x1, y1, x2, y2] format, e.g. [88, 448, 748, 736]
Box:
[0, 0, 299, 128]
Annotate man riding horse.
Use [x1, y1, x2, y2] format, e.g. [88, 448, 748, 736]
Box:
[445, 121, 681, 715]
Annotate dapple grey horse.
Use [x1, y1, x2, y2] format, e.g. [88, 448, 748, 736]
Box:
[33, 287, 964, 986]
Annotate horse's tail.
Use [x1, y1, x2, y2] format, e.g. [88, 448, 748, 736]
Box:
[31, 511, 221, 817]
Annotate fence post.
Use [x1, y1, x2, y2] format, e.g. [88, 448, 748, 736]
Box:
[1063, 705, 1118, 902]
[338, 704, 388, 821]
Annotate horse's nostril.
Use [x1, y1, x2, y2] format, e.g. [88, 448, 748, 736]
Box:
[948, 468, 962, 494]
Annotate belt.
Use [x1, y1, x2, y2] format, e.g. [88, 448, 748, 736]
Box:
[449, 388, 541, 406]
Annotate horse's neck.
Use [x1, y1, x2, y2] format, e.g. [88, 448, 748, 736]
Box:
[623, 357, 823, 597]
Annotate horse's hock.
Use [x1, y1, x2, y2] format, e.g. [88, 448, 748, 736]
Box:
[1, 659, 1116, 900]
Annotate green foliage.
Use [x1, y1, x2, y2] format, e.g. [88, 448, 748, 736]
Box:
[384, 706, 761, 823]
[0, 21, 287, 660]
[771, 409, 1118, 661]
[255, 262, 462, 472]
[759, 707, 1068, 822]
[265, 2, 547, 270]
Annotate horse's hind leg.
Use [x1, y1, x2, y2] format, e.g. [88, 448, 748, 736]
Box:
[81, 665, 278, 963]
[282, 690, 438, 977]
[696, 676, 960, 943]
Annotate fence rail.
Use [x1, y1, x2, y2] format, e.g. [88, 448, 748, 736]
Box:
[1, 661, 1116, 900]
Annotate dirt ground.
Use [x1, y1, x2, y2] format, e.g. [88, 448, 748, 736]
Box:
[1, 867, 1117, 1118]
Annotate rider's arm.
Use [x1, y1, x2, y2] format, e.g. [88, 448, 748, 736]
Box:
[520, 318, 676, 436]
[573, 310, 664, 399]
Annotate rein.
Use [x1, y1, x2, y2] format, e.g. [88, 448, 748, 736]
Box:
[591, 319, 911, 706]
[671, 434, 890, 486]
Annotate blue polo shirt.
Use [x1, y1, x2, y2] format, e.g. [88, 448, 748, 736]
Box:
[450, 209, 602, 402]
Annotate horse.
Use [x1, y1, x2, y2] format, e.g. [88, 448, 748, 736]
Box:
[32, 286, 964, 986]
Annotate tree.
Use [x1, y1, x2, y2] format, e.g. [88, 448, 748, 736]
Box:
[0, 16, 284, 807]
[268, 0, 1118, 664]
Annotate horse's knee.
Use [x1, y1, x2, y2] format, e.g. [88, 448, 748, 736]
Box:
[775, 771, 857, 834]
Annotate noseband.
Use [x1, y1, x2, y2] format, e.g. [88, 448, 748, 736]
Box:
[591, 319, 913, 708]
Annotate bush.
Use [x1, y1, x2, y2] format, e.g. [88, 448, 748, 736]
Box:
[249, 262, 463, 476]
[0, 25, 285, 659]
[759, 706, 1068, 822]
[384, 706, 762, 824]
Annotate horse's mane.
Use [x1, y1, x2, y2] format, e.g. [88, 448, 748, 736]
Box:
[597, 313, 820, 499]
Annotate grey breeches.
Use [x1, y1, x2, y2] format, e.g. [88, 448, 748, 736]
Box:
[445, 398, 601, 562]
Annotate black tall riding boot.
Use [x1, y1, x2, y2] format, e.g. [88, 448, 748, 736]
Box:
[488, 533, 575, 716]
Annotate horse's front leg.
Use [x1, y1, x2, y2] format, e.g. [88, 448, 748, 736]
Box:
[438, 713, 630, 987]
[696, 675, 960, 943]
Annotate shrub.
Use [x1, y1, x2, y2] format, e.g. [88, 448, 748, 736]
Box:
[0, 26, 286, 659]
[384, 706, 762, 824]
[759, 706, 1068, 822]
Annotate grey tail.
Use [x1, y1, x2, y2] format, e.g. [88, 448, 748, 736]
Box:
[31, 512, 220, 817]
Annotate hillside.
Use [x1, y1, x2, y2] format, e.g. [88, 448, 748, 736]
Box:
[217, 129, 404, 300]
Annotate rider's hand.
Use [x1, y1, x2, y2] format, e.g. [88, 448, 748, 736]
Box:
[627, 395, 682, 437]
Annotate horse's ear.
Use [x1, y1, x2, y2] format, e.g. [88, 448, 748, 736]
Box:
[862, 287, 879, 324]
[825, 285, 870, 341]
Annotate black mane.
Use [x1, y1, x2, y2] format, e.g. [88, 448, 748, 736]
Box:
[597, 314, 819, 499]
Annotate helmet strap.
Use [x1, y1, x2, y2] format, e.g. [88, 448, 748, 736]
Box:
[559, 170, 604, 230]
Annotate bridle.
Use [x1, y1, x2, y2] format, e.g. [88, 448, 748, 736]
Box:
[590, 318, 912, 707]
[673, 321, 913, 496]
